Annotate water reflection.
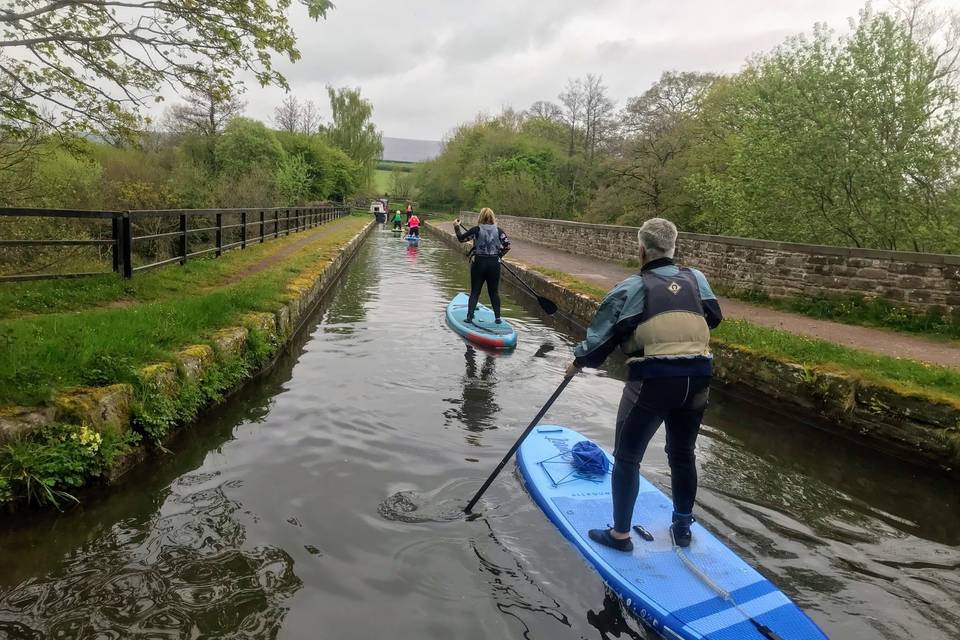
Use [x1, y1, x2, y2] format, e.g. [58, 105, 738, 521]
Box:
[321, 241, 378, 332]
[0, 480, 301, 639]
[586, 589, 650, 640]
[532, 343, 555, 358]
[444, 345, 502, 446]
[471, 518, 572, 639]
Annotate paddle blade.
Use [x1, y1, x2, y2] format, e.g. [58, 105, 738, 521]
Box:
[537, 296, 558, 315]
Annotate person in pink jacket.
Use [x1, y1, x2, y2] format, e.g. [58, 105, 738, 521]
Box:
[407, 214, 421, 237]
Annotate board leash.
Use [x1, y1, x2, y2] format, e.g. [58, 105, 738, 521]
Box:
[674, 547, 785, 640]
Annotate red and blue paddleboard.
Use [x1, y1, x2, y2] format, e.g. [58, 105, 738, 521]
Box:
[446, 292, 517, 350]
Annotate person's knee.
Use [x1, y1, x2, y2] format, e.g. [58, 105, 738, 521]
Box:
[664, 445, 696, 468]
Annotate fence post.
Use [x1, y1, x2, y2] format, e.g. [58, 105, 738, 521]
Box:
[241, 211, 247, 249]
[286, 208, 291, 236]
[111, 214, 120, 273]
[122, 212, 133, 278]
[260, 210, 265, 243]
[179, 212, 188, 265]
[215, 212, 223, 257]
[274, 209, 279, 239]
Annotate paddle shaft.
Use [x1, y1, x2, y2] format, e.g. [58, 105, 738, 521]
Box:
[498, 260, 558, 314]
[464, 374, 574, 513]
[499, 259, 540, 299]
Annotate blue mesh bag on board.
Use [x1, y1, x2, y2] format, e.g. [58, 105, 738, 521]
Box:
[570, 440, 609, 476]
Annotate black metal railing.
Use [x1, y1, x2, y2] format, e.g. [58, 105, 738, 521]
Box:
[0, 205, 350, 282]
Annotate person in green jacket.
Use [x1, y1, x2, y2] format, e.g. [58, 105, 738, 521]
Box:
[392, 210, 403, 231]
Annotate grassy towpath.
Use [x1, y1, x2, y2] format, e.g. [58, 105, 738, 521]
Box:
[0, 215, 369, 407]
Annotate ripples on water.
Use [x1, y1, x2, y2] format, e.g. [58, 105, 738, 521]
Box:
[1, 228, 958, 639]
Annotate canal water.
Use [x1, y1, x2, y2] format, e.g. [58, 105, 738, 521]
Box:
[1, 229, 958, 639]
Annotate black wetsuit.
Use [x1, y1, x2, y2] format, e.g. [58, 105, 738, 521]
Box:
[455, 223, 510, 320]
[573, 259, 723, 535]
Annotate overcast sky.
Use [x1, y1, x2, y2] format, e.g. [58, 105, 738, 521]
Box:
[211, 0, 933, 140]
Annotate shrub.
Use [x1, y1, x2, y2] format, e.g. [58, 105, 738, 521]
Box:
[216, 117, 284, 177]
[0, 424, 137, 508]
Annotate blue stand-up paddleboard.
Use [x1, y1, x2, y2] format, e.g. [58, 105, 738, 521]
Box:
[405, 234, 420, 245]
[517, 426, 829, 640]
[446, 292, 517, 350]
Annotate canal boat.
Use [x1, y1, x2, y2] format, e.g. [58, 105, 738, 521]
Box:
[517, 425, 830, 640]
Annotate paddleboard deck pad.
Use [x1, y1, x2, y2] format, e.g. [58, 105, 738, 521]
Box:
[446, 292, 517, 350]
[517, 425, 829, 640]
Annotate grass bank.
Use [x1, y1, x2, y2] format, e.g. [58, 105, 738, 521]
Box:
[532, 267, 960, 403]
[0, 216, 369, 406]
[720, 288, 960, 343]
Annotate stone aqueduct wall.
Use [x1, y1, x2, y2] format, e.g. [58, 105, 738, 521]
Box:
[457, 212, 960, 314]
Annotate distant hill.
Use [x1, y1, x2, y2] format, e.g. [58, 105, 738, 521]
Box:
[381, 137, 442, 163]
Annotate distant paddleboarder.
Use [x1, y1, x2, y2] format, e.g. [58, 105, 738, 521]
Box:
[392, 210, 403, 231]
[565, 218, 723, 551]
[454, 207, 510, 324]
[407, 213, 421, 237]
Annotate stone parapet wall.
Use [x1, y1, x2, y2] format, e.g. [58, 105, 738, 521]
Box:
[458, 212, 960, 314]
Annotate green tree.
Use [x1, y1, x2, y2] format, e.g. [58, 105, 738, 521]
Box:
[165, 87, 246, 168]
[325, 87, 383, 184]
[274, 154, 312, 205]
[416, 111, 575, 217]
[390, 166, 416, 200]
[0, 0, 334, 143]
[215, 117, 284, 177]
[275, 131, 360, 201]
[585, 71, 718, 226]
[686, 6, 960, 251]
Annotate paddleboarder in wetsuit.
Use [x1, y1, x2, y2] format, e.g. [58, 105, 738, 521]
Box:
[565, 218, 722, 551]
[454, 207, 510, 324]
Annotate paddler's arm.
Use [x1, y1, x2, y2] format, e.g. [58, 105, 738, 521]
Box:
[498, 229, 511, 256]
[570, 281, 636, 370]
[453, 219, 478, 243]
[691, 268, 723, 329]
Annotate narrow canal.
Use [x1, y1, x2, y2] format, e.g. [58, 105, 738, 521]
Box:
[1, 229, 958, 639]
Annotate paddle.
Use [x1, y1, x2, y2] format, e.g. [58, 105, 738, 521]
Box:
[499, 259, 559, 315]
[464, 372, 575, 513]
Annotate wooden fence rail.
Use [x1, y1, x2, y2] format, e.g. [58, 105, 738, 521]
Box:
[0, 205, 350, 282]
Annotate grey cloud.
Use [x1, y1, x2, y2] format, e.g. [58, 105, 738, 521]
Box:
[190, 0, 881, 139]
